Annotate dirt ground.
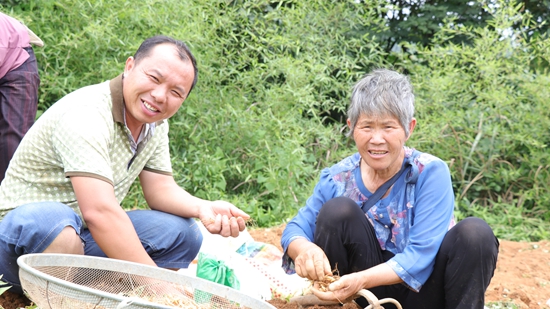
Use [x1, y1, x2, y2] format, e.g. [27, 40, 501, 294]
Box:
[1, 225, 549, 309]
[248, 225, 550, 309]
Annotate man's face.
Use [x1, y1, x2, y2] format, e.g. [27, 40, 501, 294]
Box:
[122, 43, 195, 131]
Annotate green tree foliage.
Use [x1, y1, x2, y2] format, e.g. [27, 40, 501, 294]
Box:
[402, 0, 550, 240]
[3, 0, 391, 226]
[380, 0, 491, 51]
[3, 0, 550, 239]
[359, 0, 550, 56]
[518, 0, 550, 37]
[164, 0, 391, 225]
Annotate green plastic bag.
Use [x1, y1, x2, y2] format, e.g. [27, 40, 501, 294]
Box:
[196, 252, 240, 289]
[194, 252, 240, 304]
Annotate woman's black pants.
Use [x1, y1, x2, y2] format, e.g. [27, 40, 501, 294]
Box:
[314, 196, 499, 309]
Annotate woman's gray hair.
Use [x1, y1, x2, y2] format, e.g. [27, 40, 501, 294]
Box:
[347, 68, 415, 137]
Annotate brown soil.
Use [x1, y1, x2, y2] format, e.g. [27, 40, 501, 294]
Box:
[0, 290, 32, 309]
[249, 225, 550, 309]
[2, 225, 549, 309]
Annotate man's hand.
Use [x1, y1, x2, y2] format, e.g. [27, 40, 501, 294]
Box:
[198, 200, 249, 237]
[290, 239, 332, 281]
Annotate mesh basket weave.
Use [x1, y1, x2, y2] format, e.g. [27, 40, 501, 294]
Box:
[17, 254, 276, 309]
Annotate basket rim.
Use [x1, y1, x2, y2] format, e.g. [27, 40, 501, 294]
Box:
[17, 253, 276, 309]
[17, 254, 174, 308]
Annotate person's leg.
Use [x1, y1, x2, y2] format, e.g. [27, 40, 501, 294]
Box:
[314, 196, 385, 274]
[314, 196, 407, 307]
[82, 209, 203, 269]
[0, 47, 40, 182]
[0, 202, 83, 294]
[403, 217, 499, 309]
[42, 226, 84, 254]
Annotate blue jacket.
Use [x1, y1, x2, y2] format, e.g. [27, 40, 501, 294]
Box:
[281, 147, 455, 292]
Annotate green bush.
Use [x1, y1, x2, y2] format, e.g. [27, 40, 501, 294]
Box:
[7, 0, 391, 227]
[5, 0, 550, 239]
[399, 0, 550, 239]
[163, 0, 391, 225]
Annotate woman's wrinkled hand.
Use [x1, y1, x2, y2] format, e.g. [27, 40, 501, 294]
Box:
[293, 241, 332, 281]
[311, 272, 365, 303]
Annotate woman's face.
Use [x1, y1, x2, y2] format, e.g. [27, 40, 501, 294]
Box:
[349, 113, 416, 175]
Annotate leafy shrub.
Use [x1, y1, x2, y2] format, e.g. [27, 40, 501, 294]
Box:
[400, 1, 550, 231]
[6, 0, 550, 238]
[7, 0, 390, 227]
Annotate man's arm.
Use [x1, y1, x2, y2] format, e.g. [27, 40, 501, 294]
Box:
[71, 176, 156, 266]
[139, 170, 249, 237]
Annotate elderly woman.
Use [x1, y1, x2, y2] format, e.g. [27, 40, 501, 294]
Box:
[281, 69, 499, 308]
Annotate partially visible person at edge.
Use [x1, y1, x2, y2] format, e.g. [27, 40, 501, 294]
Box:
[281, 69, 499, 309]
[0, 35, 250, 294]
[0, 12, 43, 184]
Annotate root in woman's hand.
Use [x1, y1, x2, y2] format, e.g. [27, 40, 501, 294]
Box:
[311, 266, 340, 292]
[314, 274, 340, 292]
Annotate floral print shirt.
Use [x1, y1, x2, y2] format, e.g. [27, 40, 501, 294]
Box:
[281, 147, 455, 292]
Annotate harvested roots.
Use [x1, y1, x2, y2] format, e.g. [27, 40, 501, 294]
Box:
[314, 274, 340, 292]
[309, 272, 346, 305]
[311, 265, 341, 292]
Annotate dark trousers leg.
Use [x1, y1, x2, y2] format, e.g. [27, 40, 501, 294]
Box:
[314, 196, 384, 274]
[314, 196, 395, 305]
[314, 197, 499, 309]
[0, 47, 40, 183]
[404, 217, 499, 309]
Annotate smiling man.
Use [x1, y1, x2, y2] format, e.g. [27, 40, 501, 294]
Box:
[0, 35, 249, 295]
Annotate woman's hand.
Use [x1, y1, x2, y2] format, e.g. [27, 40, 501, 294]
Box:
[291, 240, 332, 281]
[311, 264, 403, 303]
[199, 200, 250, 237]
[311, 272, 365, 303]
